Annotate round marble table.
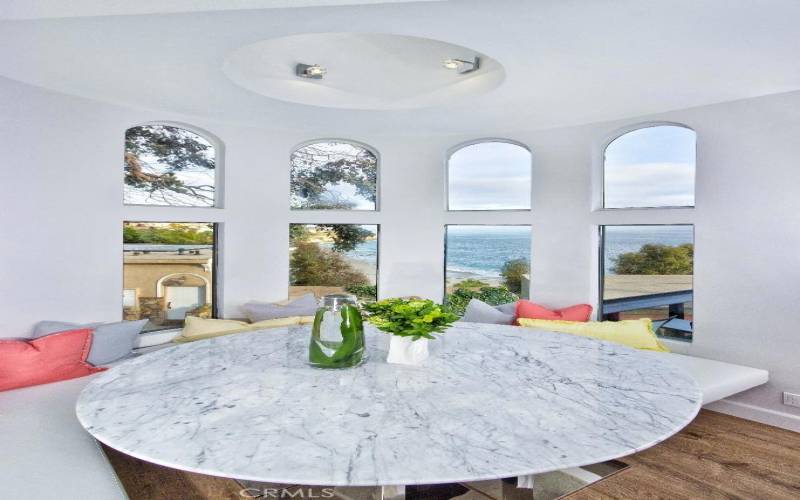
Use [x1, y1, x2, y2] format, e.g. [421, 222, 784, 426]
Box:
[76, 323, 701, 487]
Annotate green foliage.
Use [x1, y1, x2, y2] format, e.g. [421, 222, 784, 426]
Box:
[446, 286, 519, 317]
[291, 142, 377, 209]
[123, 223, 214, 245]
[612, 243, 694, 275]
[290, 241, 369, 287]
[290, 224, 374, 254]
[325, 225, 374, 252]
[454, 279, 490, 290]
[125, 125, 215, 205]
[500, 258, 530, 294]
[363, 298, 458, 340]
[344, 284, 378, 300]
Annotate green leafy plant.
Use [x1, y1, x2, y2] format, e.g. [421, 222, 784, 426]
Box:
[362, 298, 459, 340]
[446, 286, 519, 317]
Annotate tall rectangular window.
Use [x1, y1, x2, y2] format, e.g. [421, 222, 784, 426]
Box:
[444, 225, 531, 315]
[601, 225, 694, 341]
[123, 222, 217, 332]
[289, 224, 379, 301]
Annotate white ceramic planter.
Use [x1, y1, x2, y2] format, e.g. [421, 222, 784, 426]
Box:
[386, 336, 429, 365]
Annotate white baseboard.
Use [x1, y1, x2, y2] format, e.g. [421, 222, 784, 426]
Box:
[704, 398, 800, 433]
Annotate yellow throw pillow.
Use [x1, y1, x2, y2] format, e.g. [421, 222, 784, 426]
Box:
[250, 316, 303, 329]
[175, 315, 318, 343]
[517, 318, 670, 352]
[175, 317, 254, 343]
[298, 315, 315, 325]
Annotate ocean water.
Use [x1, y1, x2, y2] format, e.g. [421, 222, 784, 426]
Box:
[338, 225, 694, 279]
[446, 226, 532, 278]
[123, 244, 212, 251]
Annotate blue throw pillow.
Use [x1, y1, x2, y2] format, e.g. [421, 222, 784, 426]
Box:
[32, 319, 148, 365]
[495, 301, 518, 315]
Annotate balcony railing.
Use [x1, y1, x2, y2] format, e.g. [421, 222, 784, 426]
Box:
[602, 289, 693, 338]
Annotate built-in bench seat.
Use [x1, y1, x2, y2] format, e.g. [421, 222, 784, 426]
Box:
[0, 329, 768, 500]
[645, 351, 769, 404]
[0, 375, 128, 499]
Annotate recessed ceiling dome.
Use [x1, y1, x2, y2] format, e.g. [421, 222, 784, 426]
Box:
[222, 32, 505, 110]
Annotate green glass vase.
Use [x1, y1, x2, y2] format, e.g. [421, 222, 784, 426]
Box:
[309, 294, 365, 368]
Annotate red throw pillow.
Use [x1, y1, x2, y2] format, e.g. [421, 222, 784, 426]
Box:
[515, 300, 593, 323]
[0, 328, 106, 392]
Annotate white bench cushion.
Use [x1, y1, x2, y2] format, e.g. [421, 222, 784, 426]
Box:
[649, 352, 769, 404]
[0, 375, 128, 499]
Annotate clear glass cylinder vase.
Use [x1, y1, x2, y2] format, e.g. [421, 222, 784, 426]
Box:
[308, 294, 365, 368]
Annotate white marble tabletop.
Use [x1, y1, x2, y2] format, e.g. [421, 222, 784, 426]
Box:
[76, 323, 701, 486]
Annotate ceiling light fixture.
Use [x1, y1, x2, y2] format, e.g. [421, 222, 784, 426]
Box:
[296, 63, 326, 79]
[442, 57, 481, 74]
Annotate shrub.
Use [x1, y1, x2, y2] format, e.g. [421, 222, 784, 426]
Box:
[454, 279, 490, 290]
[344, 284, 378, 300]
[446, 286, 519, 317]
[500, 258, 530, 294]
[612, 243, 693, 275]
[290, 241, 369, 286]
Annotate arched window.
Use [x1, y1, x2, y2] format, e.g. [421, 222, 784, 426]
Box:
[603, 124, 695, 209]
[290, 140, 378, 210]
[124, 124, 218, 207]
[447, 140, 531, 211]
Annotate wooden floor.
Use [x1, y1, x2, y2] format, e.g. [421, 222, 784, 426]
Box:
[104, 410, 800, 500]
[571, 410, 800, 499]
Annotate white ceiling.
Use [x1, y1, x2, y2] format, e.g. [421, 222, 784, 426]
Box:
[0, 0, 442, 20]
[222, 33, 505, 109]
[1, 0, 799, 135]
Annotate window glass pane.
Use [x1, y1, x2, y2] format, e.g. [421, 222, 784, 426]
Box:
[448, 141, 531, 210]
[445, 225, 531, 314]
[123, 222, 216, 332]
[124, 125, 216, 207]
[290, 142, 377, 210]
[602, 225, 693, 341]
[604, 125, 695, 208]
[289, 224, 378, 301]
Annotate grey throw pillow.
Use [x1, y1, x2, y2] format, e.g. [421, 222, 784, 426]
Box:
[33, 319, 148, 365]
[242, 293, 319, 322]
[495, 301, 518, 315]
[460, 299, 515, 325]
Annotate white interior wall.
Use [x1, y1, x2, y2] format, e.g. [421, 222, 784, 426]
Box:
[1, 76, 798, 430]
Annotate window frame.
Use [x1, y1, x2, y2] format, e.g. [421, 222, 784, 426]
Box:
[123, 121, 225, 209]
[121, 221, 220, 329]
[289, 138, 381, 212]
[600, 122, 696, 211]
[445, 138, 533, 212]
[598, 223, 695, 342]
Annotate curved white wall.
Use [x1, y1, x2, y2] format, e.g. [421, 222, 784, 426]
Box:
[1, 76, 798, 430]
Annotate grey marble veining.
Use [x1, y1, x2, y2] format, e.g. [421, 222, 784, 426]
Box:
[76, 323, 701, 486]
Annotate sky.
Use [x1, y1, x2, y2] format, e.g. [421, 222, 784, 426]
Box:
[448, 142, 531, 210]
[604, 125, 696, 208]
